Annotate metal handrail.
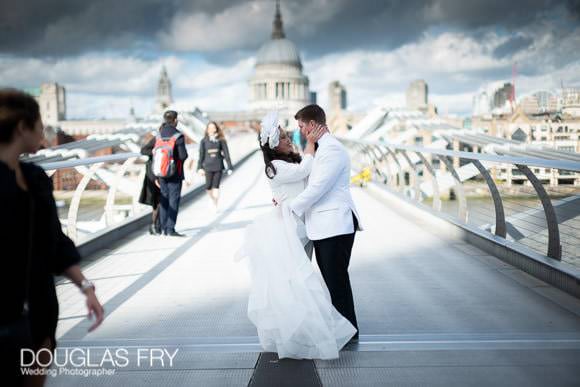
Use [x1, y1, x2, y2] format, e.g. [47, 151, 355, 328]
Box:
[341, 137, 580, 261]
[39, 152, 146, 242]
[340, 138, 580, 172]
[40, 152, 143, 171]
[39, 133, 258, 243]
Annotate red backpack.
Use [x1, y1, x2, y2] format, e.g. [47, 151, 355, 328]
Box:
[152, 133, 182, 178]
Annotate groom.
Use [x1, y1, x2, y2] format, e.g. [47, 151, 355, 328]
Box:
[290, 104, 363, 341]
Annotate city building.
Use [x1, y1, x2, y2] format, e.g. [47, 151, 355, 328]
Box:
[518, 91, 558, 115]
[37, 82, 66, 125]
[55, 120, 128, 137]
[535, 90, 558, 112]
[309, 91, 317, 105]
[329, 81, 347, 113]
[248, 0, 310, 127]
[29, 67, 185, 139]
[348, 102, 579, 188]
[472, 82, 514, 116]
[472, 91, 490, 117]
[519, 95, 541, 115]
[493, 83, 513, 111]
[156, 66, 173, 113]
[505, 109, 579, 153]
[209, 1, 314, 132]
[468, 108, 579, 186]
[561, 88, 580, 117]
[406, 80, 428, 112]
[327, 80, 360, 134]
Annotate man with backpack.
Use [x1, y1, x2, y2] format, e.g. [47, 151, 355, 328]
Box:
[151, 110, 188, 237]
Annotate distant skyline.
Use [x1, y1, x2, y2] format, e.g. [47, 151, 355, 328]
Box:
[1, 0, 579, 119]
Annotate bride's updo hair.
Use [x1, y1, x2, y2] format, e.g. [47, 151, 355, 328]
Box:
[259, 130, 302, 179]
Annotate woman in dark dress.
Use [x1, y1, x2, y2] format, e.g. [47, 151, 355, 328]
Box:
[197, 121, 233, 211]
[0, 89, 105, 386]
[139, 132, 161, 234]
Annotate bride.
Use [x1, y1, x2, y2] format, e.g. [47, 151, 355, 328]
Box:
[236, 112, 356, 360]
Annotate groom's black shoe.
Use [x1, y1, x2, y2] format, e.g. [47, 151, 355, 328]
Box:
[165, 230, 185, 237]
[343, 333, 359, 350]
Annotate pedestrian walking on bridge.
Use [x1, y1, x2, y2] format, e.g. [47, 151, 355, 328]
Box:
[152, 110, 188, 237]
[197, 121, 233, 212]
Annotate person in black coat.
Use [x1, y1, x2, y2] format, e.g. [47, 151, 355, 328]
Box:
[157, 110, 188, 237]
[197, 121, 232, 211]
[0, 89, 104, 386]
[139, 133, 161, 235]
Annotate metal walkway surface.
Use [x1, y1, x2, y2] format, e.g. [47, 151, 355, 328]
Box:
[47, 153, 580, 387]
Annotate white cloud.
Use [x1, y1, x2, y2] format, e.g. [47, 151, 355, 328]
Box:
[0, 53, 254, 118]
[158, 0, 345, 52]
[159, 2, 270, 52]
[0, 55, 184, 96]
[304, 29, 580, 115]
[167, 57, 254, 112]
[304, 31, 508, 114]
[67, 55, 254, 117]
[516, 61, 580, 96]
[430, 93, 474, 116]
[173, 82, 250, 113]
[175, 58, 254, 90]
[2, 21, 579, 119]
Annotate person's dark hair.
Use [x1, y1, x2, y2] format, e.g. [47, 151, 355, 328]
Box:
[259, 130, 302, 179]
[294, 104, 326, 124]
[158, 110, 178, 132]
[163, 110, 178, 124]
[0, 88, 41, 143]
[204, 121, 226, 141]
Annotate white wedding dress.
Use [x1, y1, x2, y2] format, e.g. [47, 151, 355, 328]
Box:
[236, 154, 356, 359]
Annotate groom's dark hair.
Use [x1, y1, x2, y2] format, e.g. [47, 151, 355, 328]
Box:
[295, 104, 326, 124]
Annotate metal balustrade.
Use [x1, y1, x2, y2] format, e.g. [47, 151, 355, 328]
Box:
[340, 137, 580, 264]
[37, 133, 257, 243]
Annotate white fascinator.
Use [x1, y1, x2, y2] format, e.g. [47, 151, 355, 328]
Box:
[260, 111, 280, 148]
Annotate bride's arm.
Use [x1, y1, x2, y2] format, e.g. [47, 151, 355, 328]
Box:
[272, 155, 314, 184]
[271, 129, 319, 184]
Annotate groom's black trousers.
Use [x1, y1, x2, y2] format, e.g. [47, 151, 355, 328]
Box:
[313, 213, 359, 332]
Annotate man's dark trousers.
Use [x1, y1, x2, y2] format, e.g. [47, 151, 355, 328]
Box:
[159, 177, 182, 234]
[313, 213, 359, 331]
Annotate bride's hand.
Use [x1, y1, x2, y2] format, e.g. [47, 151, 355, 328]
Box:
[306, 124, 327, 144]
[272, 192, 288, 206]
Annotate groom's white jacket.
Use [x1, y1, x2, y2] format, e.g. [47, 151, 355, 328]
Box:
[290, 133, 362, 241]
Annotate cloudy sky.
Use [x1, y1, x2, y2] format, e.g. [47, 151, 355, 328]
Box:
[1, 0, 579, 119]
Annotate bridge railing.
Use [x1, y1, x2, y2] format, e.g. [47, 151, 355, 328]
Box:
[341, 138, 580, 266]
[40, 133, 257, 244]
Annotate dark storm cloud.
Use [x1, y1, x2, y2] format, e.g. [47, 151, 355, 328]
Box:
[492, 36, 534, 59]
[289, 0, 576, 58]
[0, 0, 159, 55]
[0, 0, 578, 57]
[566, 0, 580, 18]
[0, 0, 195, 56]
